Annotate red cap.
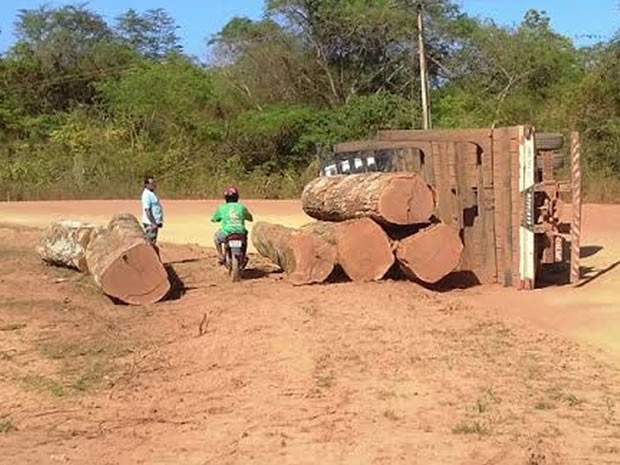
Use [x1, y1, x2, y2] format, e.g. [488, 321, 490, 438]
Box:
[223, 186, 239, 197]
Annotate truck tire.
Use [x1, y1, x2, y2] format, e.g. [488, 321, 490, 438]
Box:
[536, 133, 564, 151]
[536, 153, 565, 170]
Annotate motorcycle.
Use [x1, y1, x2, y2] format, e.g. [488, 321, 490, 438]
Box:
[223, 233, 248, 282]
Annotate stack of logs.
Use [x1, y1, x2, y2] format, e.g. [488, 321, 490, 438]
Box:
[252, 172, 464, 286]
[37, 214, 170, 305]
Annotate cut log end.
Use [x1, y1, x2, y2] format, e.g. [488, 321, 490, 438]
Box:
[334, 218, 394, 281]
[99, 243, 170, 305]
[86, 213, 170, 305]
[301, 218, 393, 282]
[396, 223, 463, 284]
[378, 176, 435, 225]
[288, 234, 337, 286]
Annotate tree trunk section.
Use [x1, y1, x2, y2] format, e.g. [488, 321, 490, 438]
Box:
[301, 172, 435, 226]
[85, 214, 170, 305]
[302, 219, 394, 282]
[396, 223, 463, 284]
[37, 220, 104, 272]
[251, 221, 336, 285]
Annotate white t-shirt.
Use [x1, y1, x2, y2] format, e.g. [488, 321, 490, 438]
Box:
[141, 189, 163, 225]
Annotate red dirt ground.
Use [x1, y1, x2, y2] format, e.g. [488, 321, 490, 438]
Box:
[0, 201, 619, 464]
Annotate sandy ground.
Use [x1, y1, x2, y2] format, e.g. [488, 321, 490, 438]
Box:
[0, 200, 311, 254]
[0, 200, 619, 464]
[459, 204, 620, 356]
[0, 199, 618, 353]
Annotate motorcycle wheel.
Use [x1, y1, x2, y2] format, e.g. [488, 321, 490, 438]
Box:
[230, 255, 241, 282]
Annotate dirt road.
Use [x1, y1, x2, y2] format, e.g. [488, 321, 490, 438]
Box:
[0, 201, 619, 464]
[459, 204, 620, 356]
[0, 199, 311, 253]
[0, 200, 618, 354]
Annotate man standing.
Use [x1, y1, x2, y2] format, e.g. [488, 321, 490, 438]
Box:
[141, 176, 163, 247]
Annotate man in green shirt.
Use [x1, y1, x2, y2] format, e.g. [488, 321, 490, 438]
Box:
[212, 186, 254, 265]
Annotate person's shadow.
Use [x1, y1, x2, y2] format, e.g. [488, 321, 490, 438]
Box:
[163, 264, 192, 301]
[576, 262, 620, 288]
[580, 245, 603, 258]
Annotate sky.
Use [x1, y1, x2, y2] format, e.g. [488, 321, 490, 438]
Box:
[0, 0, 618, 60]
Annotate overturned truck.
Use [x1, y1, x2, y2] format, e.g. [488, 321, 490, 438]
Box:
[318, 126, 582, 290]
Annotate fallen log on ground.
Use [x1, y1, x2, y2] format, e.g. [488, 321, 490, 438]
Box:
[301, 172, 436, 226]
[395, 223, 463, 284]
[85, 213, 170, 305]
[251, 221, 336, 285]
[37, 220, 104, 272]
[302, 218, 394, 282]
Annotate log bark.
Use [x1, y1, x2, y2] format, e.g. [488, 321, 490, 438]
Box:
[302, 218, 394, 282]
[36, 220, 104, 272]
[396, 223, 463, 284]
[85, 214, 170, 305]
[251, 221, 336, 285]
[301, 172, 435, 226]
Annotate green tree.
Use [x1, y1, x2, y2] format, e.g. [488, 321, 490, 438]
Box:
[11, 4, 113, 68]
[435, 9, 581, 128]
[97, 55, 219, 143]
[574, 39, 620, 176]
[208, 17, 317, 107]
[2, 1, 620, 201]
[116, 8, 182, 58]
[210, 0, 468, 109]
[265, 0, 465, 104]
[5, 4, 136, 114]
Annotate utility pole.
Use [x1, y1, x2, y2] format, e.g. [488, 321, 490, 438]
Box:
[417, 2, 432, 129]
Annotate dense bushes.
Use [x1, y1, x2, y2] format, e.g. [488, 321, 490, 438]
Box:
[1, 2, 619, 201]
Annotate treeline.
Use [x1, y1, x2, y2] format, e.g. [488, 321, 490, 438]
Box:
[0, 1, 619, 201]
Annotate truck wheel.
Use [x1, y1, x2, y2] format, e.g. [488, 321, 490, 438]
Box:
[536, 133, 564, 151]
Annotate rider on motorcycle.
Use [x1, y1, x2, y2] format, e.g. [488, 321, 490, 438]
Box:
[211, 186, 253, 265]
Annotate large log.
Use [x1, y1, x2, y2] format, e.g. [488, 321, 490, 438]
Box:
[395, 223, 463, 284]
[85, 214, 170, 305]
[251, 221, 336, 285]
[301, 172, 436, 226]
[36, 220, 104, 272]
[302, 218, 394, 282]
